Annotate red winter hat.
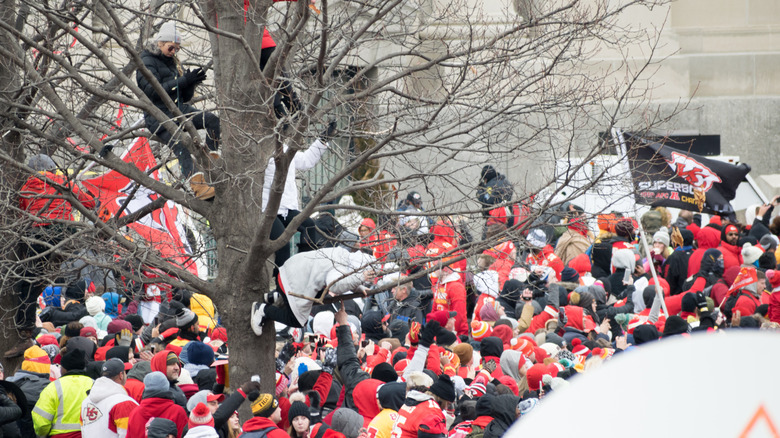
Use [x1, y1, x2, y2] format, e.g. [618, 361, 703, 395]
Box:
[649, 277, 671, 297]
[570, 338, 590, 357]
[526, 363, 554, 391]
[79, 327, 97, 339]
[426, 311, 455, 327]
[532, 347, 548, 363]
[766, 270, 780, 292]
[470, 321, 492, 341]
[36, 334, 58, 347]
[497, 375, 519, 396]
[188, 402, 214, 428]
[511, 337, 535, 356]
[568, 254, 592, 276]
[210, 327, 228, 343]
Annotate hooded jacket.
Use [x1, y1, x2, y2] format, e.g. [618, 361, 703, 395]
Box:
[687, 227, 721, 276]
[239, 416, 290, 438]
[482, 394, 520, 438]
[352, 379, 383, 427]
[126, 390, 186, 438]
[7, 370, 50, 438]
[80, 377, 138, 438]
[125, 361, 151, 404]
[150, 351, 187, 410]
[20, 171, 96, 226]
[335, 325, 370, 410]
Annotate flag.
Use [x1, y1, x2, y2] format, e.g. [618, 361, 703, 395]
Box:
[619, 131, 751, 215]
[728, 266, 758, 294]
[83, 137, 198, 277]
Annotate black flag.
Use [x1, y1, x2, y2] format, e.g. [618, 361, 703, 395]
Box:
[621, 132, 750, 215]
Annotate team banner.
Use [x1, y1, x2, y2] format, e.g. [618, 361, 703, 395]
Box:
[83, 137, 198, 277]
[620, 131, 750, 215]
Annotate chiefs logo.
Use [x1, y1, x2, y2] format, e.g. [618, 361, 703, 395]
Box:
[82, 403, 103, 425]
[666, 152, 721, 192]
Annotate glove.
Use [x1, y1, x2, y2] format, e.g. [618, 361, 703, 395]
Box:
[320, 347, 337, 374]
[319, 119, 338, 142]
[419, 320, 440, 348]
[694, 291, 709, 313]
[117, 328, 133, 347]
[183, 68, 206, 85]
[241, 381, 262, 395]
[408, 321, 422, 346]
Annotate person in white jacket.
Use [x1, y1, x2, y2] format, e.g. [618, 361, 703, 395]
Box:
[250, 247, 376, 335]
[80, 358, 138, 438]
[264, 127, 334, 273]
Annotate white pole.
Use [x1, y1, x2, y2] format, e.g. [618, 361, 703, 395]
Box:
[611, 128, 670, 316]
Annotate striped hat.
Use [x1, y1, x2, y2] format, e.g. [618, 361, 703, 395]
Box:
[22, 346, 51, 374]
[570, 338, 590, 357]
[250, 393, 278, 417]
[188, 402, 214, 428]
[511, 337, 535, 356]
[470, 321, 492, 341]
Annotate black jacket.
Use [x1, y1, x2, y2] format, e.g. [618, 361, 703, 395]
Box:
[664, 247, 693, 295]
[39, 301, 88, 327]
[136, 46, 197, 120]
[384, 291, 424, 326]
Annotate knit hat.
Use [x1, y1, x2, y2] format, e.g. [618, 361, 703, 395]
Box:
[611, 249, 636, 285]
[85, 296, 105, 316]
[405, 371, 433, 390]
[429, 374, 456, 402]
[760, 234, 780, 253]
[188, 402, 215, 428]
[426, 310, 456, 327]
[250, 393, 278, 417]
[107, 319, 132, 336]
[526, 229, 547, 248]
[64, 278, 92, 301]
[331, 408, 363, 438]
[560, 267, 579, 283]
[146, 418, 178, 438]
[41, 344, 59, 360]
[453, 343, 473, 365]
[470, 320, 492, 341]
[662, 315, 690, 337]
[186, 341, 215, 366]
[766, 270, 780, 292]
[176, 308, 198, 329]
[570, 338, 590, 357]
[124, 314, 145, 332]
[60, 348, 87, 372]
[22, 345, 51, 374]
[653, 226, 670, 247]
[526, 363, 556, 391]
[371, 362, 398, 383]
[568, 253, 592, 276]
[287, 401, 311, 422]
[742, 243, 763, 266]
[101, 358, 126, 378]
[155, 21, 182, 43]
[143, 371, 170, 394]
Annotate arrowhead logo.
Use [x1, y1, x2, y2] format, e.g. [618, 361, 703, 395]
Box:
[739, 404, 780, 438]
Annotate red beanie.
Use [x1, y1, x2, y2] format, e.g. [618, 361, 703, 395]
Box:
[526, 363, 553, 391]
[533, 347, 548, 363]
[497, 375, 519, 396]
[568, 254, 592, 276]
[492, 325, 513, 346]
[188, 402, 214, 428]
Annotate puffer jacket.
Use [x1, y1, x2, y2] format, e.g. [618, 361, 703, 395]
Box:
[136, 44, 197, 119]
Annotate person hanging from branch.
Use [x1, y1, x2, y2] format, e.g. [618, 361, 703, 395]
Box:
[136, 21, 220, 200]
[250, 247, 378, 336]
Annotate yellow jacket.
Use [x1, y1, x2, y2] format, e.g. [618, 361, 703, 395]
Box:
[33, 373, 93, 437]
[190, 293, 217, 332]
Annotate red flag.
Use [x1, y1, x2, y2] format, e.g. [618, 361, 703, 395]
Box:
[728, 266, 758, 294]
[83, 137, 198, 277]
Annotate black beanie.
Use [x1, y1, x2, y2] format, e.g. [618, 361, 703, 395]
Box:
[287, 401, 311, 422]
[475, 394, 494, 416]
[632, 325, 659, 346]
[435, 330, 457, 347]
[429, 374, 456, 403]
[681, 293, 697, 313]
[479, 337, 503, 359]
[124, 314, 144, 332]
[61, 348, 87, 372]
[298, 370, 321, 392]
[643, 286, 657, 309]
[371, 362, 398, 383]
[64, 278, 90, 301]
[662, 315, 689, 337]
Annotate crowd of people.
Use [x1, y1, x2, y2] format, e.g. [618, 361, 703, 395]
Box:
[8, 12, 780, 438]
[10, 149, 780, 438]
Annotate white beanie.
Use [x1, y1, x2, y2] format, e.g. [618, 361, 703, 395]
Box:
[473, 270, 499, 298]
[742, 243, 763, 266]
[155, 21, 182, 44]
[652, 226, 670, 247]
[85, 296, 105, 316]
[527, 229, 547, 248]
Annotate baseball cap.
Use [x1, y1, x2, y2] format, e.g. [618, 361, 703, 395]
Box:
[101, 358, 126, 378]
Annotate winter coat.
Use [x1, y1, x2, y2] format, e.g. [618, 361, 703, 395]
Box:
[664, 247, 694, 295]
[262, 140, 328, 217]
[383, 290, 424, 325]
[20, 171, 96, 226]
[238, 417, 290, 438]
[7, 370, 49, 438]
[39, 301, 89, 327]
[32, 372, 94, 437]
[352, 379, 383, 427]
[482, 395, 519, 438]
[477, 172, 513, 207]
[0, 387, 22, 438]
[126, 393, 186, 438]
[525, 246, 564, 281]
[555, 228, 592, 266]
[687, 227, 721, 276]
[136, 46, 197, 119]
[335, 325, 369, 410]
[390, 391, 446, 438]
[431, 272, 468, 335]
[80, 377, 138, 438]
[279, 248, 375, 327]
[124, 361, 152, 404]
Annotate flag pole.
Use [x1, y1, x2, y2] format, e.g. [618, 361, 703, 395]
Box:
[611, 128, 670, 317]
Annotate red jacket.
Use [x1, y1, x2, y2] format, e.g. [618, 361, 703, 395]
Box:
[431, 274, 468, 335]
[390, 394, 446, 438]
[718, 241, 743, 271]
[687, 227, 721, 276]
[525, 246, 564, 281]
[124, 378, 144, 404]
[126, 396, 187, 438]
[768, 292, 780, 324]
[241, 416, 291, 438]
[19, 172, 95, 226]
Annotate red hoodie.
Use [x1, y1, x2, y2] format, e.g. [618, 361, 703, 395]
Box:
[353, 379, 383, 427]
[687, 227, 721, 276]
[20, 171, 96, 226]
[525, 245, 564, 281]
[718, 241, 743, 271]
[126, 396, 187, 438]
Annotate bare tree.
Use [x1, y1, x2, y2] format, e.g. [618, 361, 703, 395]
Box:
[0, 0, 676, 389]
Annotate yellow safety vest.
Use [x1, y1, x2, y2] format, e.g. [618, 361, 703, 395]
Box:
[32, 374, 93, 437]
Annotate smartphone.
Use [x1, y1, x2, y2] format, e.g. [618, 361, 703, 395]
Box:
[361, 340, 370, 348]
